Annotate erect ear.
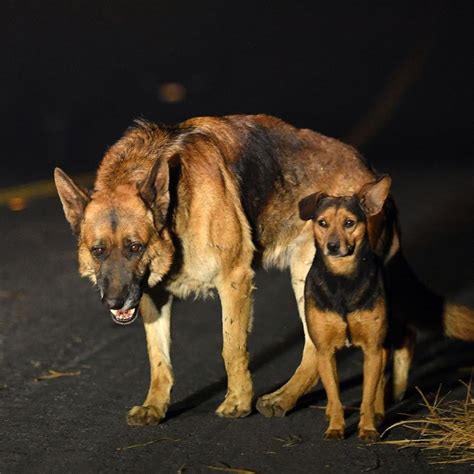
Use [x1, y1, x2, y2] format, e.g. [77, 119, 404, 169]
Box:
[139, 158, 170, 230]
[54, 168, 90, 236]
[357, 175, 392, 216]
[298, 191, 327, 221]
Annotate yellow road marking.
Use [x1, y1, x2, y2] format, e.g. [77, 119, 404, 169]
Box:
[0, 172, 94, 208]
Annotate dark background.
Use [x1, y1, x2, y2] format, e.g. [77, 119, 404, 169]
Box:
[1, 1, 472, 186]
[1, 2, 473, 473]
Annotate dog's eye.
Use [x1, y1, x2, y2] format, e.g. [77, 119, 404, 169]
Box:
[318, 219, 328, 228]
[91, 246, 105, 258]
[344, 219, 355, 228]
[129, 243, 143, 254]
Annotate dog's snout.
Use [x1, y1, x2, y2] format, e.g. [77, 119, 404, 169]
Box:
[101, 282, 130, 309]
[327, 241, 340, 254]
[103, 296, 126, 310]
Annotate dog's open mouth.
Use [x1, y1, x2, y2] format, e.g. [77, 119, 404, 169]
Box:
[110, 307, 139, 325]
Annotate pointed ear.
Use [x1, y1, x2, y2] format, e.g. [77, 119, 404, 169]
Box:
[54, 168, 90, 236]
[298, 192, 327, 221]
[358, 175, 391, 216]
[139, 158, 170, 229]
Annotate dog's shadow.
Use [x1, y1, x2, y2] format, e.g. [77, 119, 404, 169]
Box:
[166, 325, 473, 425]
[166, 327, 303, 420]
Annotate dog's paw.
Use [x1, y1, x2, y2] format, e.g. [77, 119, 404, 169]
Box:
[256, 396, 287, 418]
[358, 429, 380, 443]
[324, 429, 344, 440]
[127, 405, 165, 426]
[216, 395, 251, 418]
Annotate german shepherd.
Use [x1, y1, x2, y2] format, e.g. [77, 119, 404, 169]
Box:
[299, 175, 391, 442]
[54, 114, 474, 426]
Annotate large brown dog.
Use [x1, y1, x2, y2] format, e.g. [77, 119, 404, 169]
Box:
[54, 114, 474, 426]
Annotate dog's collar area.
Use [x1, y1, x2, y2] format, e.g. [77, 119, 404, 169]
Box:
[110, 307, 139, 325]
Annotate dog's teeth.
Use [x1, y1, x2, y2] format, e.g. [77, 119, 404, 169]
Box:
[110, 306, 138, 325]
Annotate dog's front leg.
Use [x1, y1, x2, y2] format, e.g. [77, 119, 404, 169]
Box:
[215, 268, 254, 418]
[358, 347, 384, 441]
[306, 304, 346, 439]
[127, 291, 173, 426]
[318, 349, 345, 439]
[348, 302, 387, 441]
[374, 346, 389, 424]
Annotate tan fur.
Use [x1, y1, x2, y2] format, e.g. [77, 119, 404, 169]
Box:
[392, 329, 416, 401]
[312, 207, 367, 275]
[443, 303, 474, 341]
[306, 297, 387, 441]
[128, 292, 173, 425]
[55, 114, 382, 425]
[54, 114, 474, 428]
[298, 179, 392, 440]
[347, 300, 387, 439]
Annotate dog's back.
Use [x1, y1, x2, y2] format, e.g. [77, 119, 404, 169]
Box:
[94, 114, 376, 270]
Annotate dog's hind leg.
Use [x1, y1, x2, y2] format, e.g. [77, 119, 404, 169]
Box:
[256, 237, 319, 417]
[374, 346, 389, 424]
[127, 291, 174, 426]
[392, 328, 416, 401]
[215, 267, 254, 418]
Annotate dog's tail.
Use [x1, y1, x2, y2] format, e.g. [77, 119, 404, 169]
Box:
[443, 303, 474, 341]
[385, 251, 474, 341]
[386, 251, 474, 400]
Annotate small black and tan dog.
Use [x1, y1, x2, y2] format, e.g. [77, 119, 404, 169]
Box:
[299, 175, 391, 442]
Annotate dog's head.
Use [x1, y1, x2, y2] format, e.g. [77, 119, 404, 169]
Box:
[54, 159, 175, 325]
[299, 175, 391, 271]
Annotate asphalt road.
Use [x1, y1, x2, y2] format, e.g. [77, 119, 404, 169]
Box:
[1, 147, 473, 473]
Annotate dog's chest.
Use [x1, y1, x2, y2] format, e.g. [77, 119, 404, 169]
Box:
[166, 243, 220, 299]
[308, 254, 381, 316]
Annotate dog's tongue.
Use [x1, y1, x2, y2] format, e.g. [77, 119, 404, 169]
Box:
[110, 307, 138, 325]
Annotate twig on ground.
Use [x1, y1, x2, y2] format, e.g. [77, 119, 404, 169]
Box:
[116, 437, 180, 451]
[204, 462, 256, 474]
[34, 370, 81, 382]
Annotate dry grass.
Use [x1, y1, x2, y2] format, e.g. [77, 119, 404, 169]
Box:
[274, 434, 303, 448]
[381, 379, 474, 464]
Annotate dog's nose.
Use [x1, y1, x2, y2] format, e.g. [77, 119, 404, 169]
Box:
[327, 241, 340, 254]
[103, 296, 126, 310]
